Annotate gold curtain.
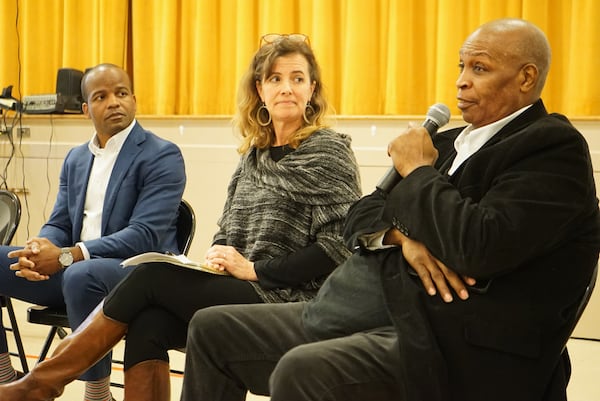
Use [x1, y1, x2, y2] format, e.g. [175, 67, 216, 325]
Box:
[0, 0, 128, 99]
[1, 0, 598, 116]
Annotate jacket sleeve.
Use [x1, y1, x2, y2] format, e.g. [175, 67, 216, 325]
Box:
[342, 189, 391, 251]
[38, 148, 78, 245]
[381, 116, 599, 279]
[81, 139, 186, 258]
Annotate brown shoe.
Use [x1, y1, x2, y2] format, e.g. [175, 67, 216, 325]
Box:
[0, 303, 127, 401]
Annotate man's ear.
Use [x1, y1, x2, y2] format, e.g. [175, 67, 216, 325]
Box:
[82, 102, 90, 118]
[520, 63, 538, 93]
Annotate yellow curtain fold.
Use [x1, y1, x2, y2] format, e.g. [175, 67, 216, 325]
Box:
[0, 0, 127, 100]
[130, 1, 177, 114]
[1, 0, 599, 116]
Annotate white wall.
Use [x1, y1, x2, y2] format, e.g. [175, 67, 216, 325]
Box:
[1, 113, 599, 338]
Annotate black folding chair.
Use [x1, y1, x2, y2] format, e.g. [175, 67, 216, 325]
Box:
[0, 190, 29, 373]
[27, 199, 196, 386]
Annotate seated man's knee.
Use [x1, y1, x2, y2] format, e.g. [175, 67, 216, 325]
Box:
[188, 306, 229, 344]
[62, 258, 127, 297]
[61, 261, 94, 293]
[270, 344, 321, 392]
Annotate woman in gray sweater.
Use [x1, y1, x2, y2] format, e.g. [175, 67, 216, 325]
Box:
[1, 34, 361, 401]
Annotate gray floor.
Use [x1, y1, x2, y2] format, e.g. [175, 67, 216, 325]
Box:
[5, 299, 599, 401]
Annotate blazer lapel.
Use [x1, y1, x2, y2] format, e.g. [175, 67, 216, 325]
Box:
[101, 123, 145, 234]
[482, 99, 548, 147]
[72, 150, 95, 239]
[445, 100, 549, 178]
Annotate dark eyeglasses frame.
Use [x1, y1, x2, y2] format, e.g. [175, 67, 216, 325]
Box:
[259, 33, 310, 48]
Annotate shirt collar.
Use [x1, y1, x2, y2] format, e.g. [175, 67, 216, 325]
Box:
[447, 104, 533, 176]
[88, 119, 136, 156]
[454, 104, 533, 153]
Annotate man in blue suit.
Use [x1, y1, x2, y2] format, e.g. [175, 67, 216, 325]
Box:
[0, 63, 186, 401]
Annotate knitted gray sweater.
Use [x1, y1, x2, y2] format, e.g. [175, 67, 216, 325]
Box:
[213, 128, 362, 302]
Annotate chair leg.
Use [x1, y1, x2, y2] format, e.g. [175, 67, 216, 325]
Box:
[56, 327, 69, 340]
[36, 326, 60, 364]
[4, 297, 29, 373]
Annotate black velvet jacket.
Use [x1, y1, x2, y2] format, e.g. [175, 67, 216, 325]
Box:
[344, 100, 600, 401]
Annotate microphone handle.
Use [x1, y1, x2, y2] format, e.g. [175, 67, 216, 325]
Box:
[376, 167, 402, 193]
[375, 119, 439, 193]
[422, 119, 439, 137]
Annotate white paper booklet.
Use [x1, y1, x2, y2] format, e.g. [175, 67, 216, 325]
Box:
[121, 252, 229, 275]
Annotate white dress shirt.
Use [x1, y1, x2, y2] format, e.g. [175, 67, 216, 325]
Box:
[447, 104, 532, 176]
[77, 119, 136, 259]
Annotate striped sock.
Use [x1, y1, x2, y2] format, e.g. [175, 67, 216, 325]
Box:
[84, 377, 112, 401]
[0, 352, 16, 384]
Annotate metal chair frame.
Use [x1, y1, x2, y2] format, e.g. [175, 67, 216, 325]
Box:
[0, 190, 29, 373]
[26, 199, 196, 387]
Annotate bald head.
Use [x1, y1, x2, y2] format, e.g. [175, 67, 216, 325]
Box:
[81, 63, 133, 103]
[80, 63, 137, 142]
[465, 18, 551, 96]
[456, 19, 552, 128]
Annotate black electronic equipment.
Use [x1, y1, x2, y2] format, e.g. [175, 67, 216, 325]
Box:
[22, 68, 84, 114]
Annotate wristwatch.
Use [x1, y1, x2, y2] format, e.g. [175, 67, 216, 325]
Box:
[58, 247, 74, 268]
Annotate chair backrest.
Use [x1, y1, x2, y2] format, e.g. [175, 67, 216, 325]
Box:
[562, 263, 598, 352]
[176, 199, 195, 256]
[573, 263, 598, 326]
[0, 190, 21, 246]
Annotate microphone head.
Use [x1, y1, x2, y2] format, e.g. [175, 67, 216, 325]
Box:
[426, 103, 451, 127]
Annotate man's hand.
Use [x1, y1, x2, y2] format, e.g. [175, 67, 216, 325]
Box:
[387, 124, 439, 177]
[8, 237, 63, 280]
[384, 228, 475, 302]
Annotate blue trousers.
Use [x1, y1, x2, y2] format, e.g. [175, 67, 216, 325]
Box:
[0, 245, 131, 380]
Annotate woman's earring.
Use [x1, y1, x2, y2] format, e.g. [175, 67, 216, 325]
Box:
[257, 103, 272, 127]
[303, 101, 316, 124]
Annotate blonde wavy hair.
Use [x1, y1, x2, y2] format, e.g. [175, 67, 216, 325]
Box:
[234, 36, 330, 154]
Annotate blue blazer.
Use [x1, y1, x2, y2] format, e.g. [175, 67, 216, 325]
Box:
[39, 121, 186, 259]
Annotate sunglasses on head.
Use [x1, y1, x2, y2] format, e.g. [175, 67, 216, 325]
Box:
[259, 33, 310, 48]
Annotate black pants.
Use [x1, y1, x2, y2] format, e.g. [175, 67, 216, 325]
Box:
[103, 262, 262, 369]
[181, 302, 402, 401]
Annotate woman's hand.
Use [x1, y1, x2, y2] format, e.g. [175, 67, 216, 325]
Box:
[204, 245, 258, 281]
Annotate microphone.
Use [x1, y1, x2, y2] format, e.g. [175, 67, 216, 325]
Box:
[376, 103, 451, 193]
